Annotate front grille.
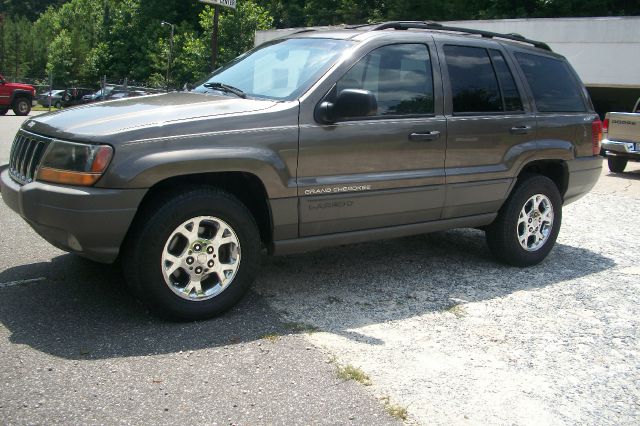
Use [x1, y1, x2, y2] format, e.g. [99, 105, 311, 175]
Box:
[8, 130, 50, 185]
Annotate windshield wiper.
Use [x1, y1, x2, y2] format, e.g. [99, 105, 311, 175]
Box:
[203, 82, 247, 99]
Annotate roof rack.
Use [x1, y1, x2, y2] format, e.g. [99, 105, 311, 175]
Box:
[291, 28, 317, 35]
[366, 21, 552, 51]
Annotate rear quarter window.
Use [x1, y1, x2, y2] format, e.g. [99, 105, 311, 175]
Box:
[515, 52, 586, 113]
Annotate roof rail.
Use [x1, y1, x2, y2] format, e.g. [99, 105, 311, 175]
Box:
[291, 28, 317, 35]
[368, 21, 552, 51]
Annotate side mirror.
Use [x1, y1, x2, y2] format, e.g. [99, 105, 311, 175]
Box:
[316, 89, 378, 124]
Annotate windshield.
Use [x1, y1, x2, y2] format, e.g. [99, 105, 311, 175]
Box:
[194, 38, 353, 101]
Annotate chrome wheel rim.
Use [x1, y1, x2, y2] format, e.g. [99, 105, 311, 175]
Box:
[517, 194, 554, 252]
[18, 101, 28, 113]
[161, 216, 241, 301]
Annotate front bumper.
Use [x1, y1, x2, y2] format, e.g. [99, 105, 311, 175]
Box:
[601, 139, 640, 159]
[1, 168, 146, 263]
[564, 156, 602, 205]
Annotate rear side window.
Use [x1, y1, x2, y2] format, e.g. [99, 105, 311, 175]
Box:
[444, 45, 501, 113]
[489, 49, 523, 112]
[336, 43, 434, 116]
[515, 53, 586, 112]
[443, 45, 524, 114]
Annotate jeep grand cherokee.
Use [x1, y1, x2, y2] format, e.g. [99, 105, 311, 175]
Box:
[0, 22, 603, 320]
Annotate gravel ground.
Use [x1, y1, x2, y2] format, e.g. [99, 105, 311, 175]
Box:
[255, 179, 640, 424]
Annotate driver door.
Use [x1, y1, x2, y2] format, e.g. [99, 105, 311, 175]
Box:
[297, 42, 446, 237]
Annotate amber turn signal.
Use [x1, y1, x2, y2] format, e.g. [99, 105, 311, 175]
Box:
[37, 167, 103, 186]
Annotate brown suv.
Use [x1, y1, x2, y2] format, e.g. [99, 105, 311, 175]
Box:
[1, 22, 603, 319]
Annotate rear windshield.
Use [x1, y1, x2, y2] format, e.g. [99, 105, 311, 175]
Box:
[515, 53, 586, 113]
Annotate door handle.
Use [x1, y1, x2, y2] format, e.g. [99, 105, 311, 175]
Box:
[509, 125, 532, 135]
[409, 131, 441, 141]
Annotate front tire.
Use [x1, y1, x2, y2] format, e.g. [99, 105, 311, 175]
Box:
[486, 175, 562, 266]
[12, 97, 31, 116]
[123, 187, 261, 320]
[607, 157, 627, 173]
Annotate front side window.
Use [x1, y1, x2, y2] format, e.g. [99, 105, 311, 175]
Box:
[194, 38, 353, 101]
[515, 52, 586, 112]
[335, 43, 434, 116]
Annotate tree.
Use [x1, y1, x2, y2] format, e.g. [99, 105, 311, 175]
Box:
[200, 1, 273, 69]
[257, 0, 307, 28]
[1, 1, 68, 21]
[4, 0, 639, 89]
[46, 29, 73, 85]
[0, 15, 33, 79]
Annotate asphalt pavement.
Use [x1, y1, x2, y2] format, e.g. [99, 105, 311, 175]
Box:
[0, 112, 398, 425]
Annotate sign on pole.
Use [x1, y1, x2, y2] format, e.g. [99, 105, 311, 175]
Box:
[199, 0, 236, 9]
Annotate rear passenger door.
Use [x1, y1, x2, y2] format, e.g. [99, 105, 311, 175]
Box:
[437, 42, 537, 219]
[512, 51, 594, 158]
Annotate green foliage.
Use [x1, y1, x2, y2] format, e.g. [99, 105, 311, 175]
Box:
[200, 1, 273, 68]
[259, 0, 306, 28]
[1, 1, 68, 21]
[46, 28, 73, 84]
[1, 0, 639, 88]
[0, 15, 34, 80]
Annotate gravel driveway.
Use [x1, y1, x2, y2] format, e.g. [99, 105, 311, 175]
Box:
[255, 167, 640, 425]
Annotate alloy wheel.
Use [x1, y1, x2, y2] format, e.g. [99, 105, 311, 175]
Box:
[161, 216, 241, 301]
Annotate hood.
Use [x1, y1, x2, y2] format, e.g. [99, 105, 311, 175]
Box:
[7, 82, 34, 91]
[25, 92, 278, 143]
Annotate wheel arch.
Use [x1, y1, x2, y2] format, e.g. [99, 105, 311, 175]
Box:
[515, 159, 569, 199]
[9, 89, 33, 104]
[126, 171, 273, 249]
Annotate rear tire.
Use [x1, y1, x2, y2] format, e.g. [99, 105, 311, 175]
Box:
[486, 175, 562, 266]
[12, 97, 31, 116]
[607, 157, 627, 173]
[0, 109, 7, 116]
[54, 101, 62, 109]
[122, 187, 261, 320]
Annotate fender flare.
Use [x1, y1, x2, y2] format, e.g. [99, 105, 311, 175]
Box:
[506, 139, 574, 197]
[102, 146, 295, 199]
[9, 89, 33, 105]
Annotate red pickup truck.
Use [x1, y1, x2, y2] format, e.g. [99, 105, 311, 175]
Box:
[0, 74, 36, 116]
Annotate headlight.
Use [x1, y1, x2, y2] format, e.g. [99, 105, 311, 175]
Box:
[37, 140, 113, 186]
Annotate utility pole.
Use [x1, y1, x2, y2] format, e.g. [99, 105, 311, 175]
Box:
[14, 24, 19, 80]
[161, 21, 175, 91]
[211, 6, 219, 70]
[198, 0, 237, 71]
[0, 14, 5, 74]
[48, 71, 52, 112]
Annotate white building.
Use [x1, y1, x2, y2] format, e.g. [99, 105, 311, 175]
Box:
[256, 17, 640, 114]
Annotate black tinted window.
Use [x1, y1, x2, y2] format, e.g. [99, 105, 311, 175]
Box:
[444, 45, 501, 113]
[489, 49, 523, 112]
[336, 44, 434, 116]
[515, 53, 586, 112]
